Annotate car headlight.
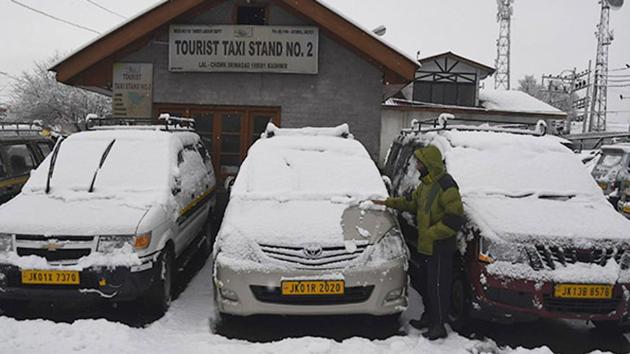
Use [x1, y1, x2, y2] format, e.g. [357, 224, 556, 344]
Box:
[366, 227, 408, 263]
[478, 237, 527, 264]
[0, 233, 13, 253]
[97, 232, 151, 253]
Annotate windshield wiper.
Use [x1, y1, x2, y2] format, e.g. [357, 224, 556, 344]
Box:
[538, 194, 576, 201]
[45, 137, 65, 194]
[88, 139, 116, 193]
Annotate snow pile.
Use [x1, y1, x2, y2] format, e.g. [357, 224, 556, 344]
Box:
[479, 89, 563, 114]
[0, 260, 555, 354]
[264, 123, 351, 138]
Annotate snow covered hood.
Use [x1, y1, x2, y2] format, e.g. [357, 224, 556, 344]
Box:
[417, 129, 630, 242]
[222, 126, 389, 247]
[0, 194, 149, 236]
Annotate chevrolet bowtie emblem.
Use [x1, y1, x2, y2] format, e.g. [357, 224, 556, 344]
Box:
[45, 241, 64, 251]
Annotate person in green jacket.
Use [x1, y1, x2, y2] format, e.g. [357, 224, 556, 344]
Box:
[373, 145, 464, 340]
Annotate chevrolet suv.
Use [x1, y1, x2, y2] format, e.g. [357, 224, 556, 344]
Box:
[213, 124, 408, 320]
[0, 117, 216, 315]
[0, 122, 54, 205]
[384, 120, 630, 329]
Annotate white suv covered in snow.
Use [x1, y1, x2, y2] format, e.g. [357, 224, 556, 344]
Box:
[0, 120, 216, 315]
[213, 124, 408, 318]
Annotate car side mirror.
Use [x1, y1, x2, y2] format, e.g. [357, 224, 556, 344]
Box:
[224, 176, 236, 192]
[382, 175, 392, 195]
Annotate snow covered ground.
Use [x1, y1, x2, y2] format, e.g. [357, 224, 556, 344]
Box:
[0, 257, 557, 354]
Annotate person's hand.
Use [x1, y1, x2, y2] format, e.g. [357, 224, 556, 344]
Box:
[371, 199, 386, 206]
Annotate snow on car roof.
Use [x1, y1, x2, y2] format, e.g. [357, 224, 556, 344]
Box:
[232, 125, 386, 201]
[479, 89, 563, 114]
[403, 128, 630, 241]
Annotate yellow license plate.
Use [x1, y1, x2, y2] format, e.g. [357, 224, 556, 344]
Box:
[21, 270, 80, 285]
[599, 182, 608, 190]
[624, 205, 630, 213]
[554, 284, 613, 299]
[281, 280, 345, 296]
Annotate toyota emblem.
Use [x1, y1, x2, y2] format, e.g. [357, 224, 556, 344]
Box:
[303, 244, 323, 259]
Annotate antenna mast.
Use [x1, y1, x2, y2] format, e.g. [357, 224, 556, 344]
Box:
[588, 0, 620, 131]
[494, 0, 513, 90]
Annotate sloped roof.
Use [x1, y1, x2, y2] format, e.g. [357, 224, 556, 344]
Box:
[51, 0, 418, 88]
[419, 51, 495, 76]
[479, 89, 563, 114]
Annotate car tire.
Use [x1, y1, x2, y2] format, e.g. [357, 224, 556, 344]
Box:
[142, 246, 174, 316]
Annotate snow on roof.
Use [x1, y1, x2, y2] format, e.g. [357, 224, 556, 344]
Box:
[264, 123, 351, 138]
[479, 89, 564, 114]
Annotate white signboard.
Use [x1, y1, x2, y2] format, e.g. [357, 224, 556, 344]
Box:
[112, 63, 153, 118]
[169, 25, 318, 74]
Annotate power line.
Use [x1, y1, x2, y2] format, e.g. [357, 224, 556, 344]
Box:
[83, 0, 125, 19]
[9, 0, 101, 35]
[610, 65, 630, 72]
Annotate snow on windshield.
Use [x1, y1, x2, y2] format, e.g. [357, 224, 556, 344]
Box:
[433, 130, 602, 198]
[231, 135, 387, 201]
[24, 130, 173, 195]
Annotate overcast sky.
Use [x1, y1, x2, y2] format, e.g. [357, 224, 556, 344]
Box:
[0, 0, 628, 121]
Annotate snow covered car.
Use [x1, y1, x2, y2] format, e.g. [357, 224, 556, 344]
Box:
[213, 124, 408, 318]
[0, 121, 216, 315]
[384, 123, 630, 329]
[592, 143, 630, 206]
[0, 122, 54, 205]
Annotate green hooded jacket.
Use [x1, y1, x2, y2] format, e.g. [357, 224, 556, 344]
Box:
[384, 145, 464, 256]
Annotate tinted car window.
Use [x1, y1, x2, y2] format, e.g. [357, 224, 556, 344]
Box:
[1, 144, 36, 176]
[38, 143, 53, 158]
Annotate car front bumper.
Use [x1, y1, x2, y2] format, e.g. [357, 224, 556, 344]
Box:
[0, 257, 158, 302]
[472, 266, 630, 324]
[214, 256, 408, 317]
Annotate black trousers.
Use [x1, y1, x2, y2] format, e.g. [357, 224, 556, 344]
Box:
[415, 237, 456, 326]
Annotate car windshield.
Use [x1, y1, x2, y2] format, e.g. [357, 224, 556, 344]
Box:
[231, 135, 387, 201]
[25, 131, 172, 194]
[597, 150, 624, 168]
[435, 130, 602, 198]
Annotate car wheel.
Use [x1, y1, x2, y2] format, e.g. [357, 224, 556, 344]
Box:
[449, 275, 470, 331]
[143, 246, 174, 316]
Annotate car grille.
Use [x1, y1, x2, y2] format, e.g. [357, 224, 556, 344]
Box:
[250, 285, 374, 305]
[14, 234, 95, 262]
[526, 244, 628, 271]
[258, 242, 369, 270]
[543, 296, 621, 314]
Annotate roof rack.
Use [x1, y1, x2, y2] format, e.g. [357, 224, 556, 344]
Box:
[403, 113, 547, 137]
[0, 121, 45, 137]
[85, 113, 196, 131]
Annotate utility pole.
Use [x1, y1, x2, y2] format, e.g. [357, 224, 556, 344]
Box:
[541, 65, 592, 134]
[494, 0, 513, 90]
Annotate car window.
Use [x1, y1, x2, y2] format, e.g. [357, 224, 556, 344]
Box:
[38, 143, 53, 158]
[1, 144, 36, 177]
[597, 151, 624, 168]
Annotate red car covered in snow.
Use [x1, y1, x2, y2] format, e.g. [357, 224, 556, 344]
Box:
[383, 121, 630, 330]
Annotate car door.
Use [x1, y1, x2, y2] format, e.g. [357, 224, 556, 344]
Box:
[172, 140, 213, 254]
[0, 142, 38, 204]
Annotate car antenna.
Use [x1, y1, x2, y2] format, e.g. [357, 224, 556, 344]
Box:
[88, 139, 116, 193]
[45, 137, 65, 194]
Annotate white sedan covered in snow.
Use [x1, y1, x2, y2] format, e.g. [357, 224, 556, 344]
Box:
[213, 124, 408, 318]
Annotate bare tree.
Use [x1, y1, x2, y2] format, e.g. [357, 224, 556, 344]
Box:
[517, 74, 576, 115]
[8, 54, 110, 130]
